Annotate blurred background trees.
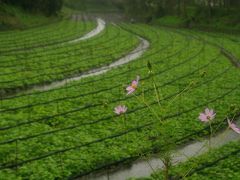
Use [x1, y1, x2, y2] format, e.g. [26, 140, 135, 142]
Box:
[1, 0, 239, 31]
[111, 0, 240, 31]
[2, 0, 63, 15]
[5, 0, 238, 19]
[119, 0, 240, 20]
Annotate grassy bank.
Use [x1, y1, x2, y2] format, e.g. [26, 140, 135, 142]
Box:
[153, 9, 240, 34]
[0, 3, 60, 30]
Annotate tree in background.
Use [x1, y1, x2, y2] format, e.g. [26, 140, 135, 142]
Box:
[119, 0, 239, 22]
[122, 0, 165, 21]
[2, 0, 63, 16]
[121, 0, 190, 20]
[64, 0, 117, 12]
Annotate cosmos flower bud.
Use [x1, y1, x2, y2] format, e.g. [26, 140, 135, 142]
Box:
[147, 61, 152, 73]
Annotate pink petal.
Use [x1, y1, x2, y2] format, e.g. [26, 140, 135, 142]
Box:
[114, 106, 121, 114]
[199, 113, 208, 122]
[228, 119, 240, 134]
[114, 110, 120, 115]
[122, 106, 127, 113]
[131, 80, 138, 87]
[209, 109, 214, 115]
[211, 113, 216, 119]
[232, 126, 240, 134]
[126, 86, 135, 95]
[126, 86, 133, 91]
[205, 108, 210, 116]
[114, 105, 127, 115]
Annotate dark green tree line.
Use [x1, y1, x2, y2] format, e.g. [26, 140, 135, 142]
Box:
[2, 0, 63, 15]
[119, 0, 240, 21]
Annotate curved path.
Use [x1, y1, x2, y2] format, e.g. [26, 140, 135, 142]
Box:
[79, 119, 240, 180]
[68, 18, 106, 43]
[24, 37, 150, 93]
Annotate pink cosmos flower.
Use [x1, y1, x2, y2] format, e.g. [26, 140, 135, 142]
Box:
[228, 119, 240, 134]
[199, 108, 216, 122]
[114, 105, 127, 115]
[126, 76, 140, 95]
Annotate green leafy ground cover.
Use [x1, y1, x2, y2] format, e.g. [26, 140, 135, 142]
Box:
[155, 26, 240, 61]
[0, 24, 139, 95]
[0, 23, 239, 179]
[153, 16, 186, 27]
[154, 8, 240, 33]
[0, 19, 96, 53]
[0, 3, 58, 30]
[64, 0, 120, 13]
[157, 27, 240, 64]
[136, 140, 240, 180]
[185, 30, 240, 60]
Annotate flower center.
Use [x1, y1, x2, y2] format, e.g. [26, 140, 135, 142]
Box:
[131, 84, 137, 89]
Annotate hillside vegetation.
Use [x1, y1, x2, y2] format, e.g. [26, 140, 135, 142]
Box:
[0, 0, 63, 30]
[64, 0, 121, 12]
[122, 0, 240, 33]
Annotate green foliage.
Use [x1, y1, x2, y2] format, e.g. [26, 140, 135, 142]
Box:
[146, 141, 240, 180]
[120, 0, 240, 32]
[0, 22, 139, 95]
[64, 0, 119, 12]
[0, 3, 58, 29]
[153, 16, 186, 27]
[123, 0, 164, 22]
[2, 0, 63, 16]
[0, 23, 240, 179]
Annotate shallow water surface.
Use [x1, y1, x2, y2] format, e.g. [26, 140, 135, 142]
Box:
[79, 120, 240, 180]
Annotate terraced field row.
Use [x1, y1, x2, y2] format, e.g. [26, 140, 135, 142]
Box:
[0, 23, 139, 95]
[0, 20, 239, 179]
[178, 29, 240, 61]
[0, 19, 96, 53]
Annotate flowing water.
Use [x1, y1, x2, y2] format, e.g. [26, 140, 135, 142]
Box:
[79, 120, 240, 180]
[23, 37, 149, 92]
[69, 18, 106, 43]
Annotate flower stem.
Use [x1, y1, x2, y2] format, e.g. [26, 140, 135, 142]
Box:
[162, 156, 171, 180]
[209, 121, 213, 150]
[123, 114, 128, 141]
[167, 81, 194, 109]
[150, 72, 161, 108]
[133, 93, 162, 123]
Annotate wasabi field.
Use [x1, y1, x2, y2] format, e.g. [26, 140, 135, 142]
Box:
[0, 0, 240, 179]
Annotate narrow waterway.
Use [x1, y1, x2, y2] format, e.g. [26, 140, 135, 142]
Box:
[24, 37, 149, 92]
[68, 18, 106, 43]
[79, 120, 240, 180]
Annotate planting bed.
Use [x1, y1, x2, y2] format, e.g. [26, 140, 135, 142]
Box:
[0, 19, 96, 53]
[0, 23, 139, 95]
[0, 21, 239, 179]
